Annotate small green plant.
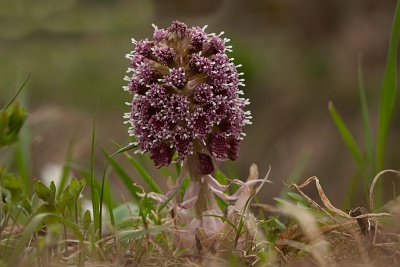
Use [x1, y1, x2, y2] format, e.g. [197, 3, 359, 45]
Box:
[0, 79, 102, 266]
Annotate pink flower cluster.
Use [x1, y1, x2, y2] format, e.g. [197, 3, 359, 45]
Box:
[123, 21, 251, 172]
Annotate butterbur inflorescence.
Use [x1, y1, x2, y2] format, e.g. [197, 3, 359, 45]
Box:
[122, 22, 269, 257]
[123, 21, 251, 173]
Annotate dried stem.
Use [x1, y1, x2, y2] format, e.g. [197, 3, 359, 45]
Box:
[369, 169, 400, 211]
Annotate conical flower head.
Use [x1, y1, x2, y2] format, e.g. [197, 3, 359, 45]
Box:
[123, 21, 251, 171]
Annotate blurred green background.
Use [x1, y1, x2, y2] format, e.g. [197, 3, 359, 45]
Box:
[1, 0, 399, 206]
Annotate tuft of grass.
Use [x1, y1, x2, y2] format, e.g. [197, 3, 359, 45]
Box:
[9, 212, 83, 266]
[328, 1, 400, 208]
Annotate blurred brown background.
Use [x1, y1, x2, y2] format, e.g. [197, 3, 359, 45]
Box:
[1, 0, 399, 207]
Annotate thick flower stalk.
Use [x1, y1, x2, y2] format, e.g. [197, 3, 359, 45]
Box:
[123, 21, 252, 218]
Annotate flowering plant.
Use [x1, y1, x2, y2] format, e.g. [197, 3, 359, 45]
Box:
[123, 21, 268, 254]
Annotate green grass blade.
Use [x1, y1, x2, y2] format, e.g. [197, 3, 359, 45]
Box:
[357, 55, 375, 180]
[109, 143, 137, 157]
[376, 1, 400, 171]
[157, 178, 185, 213]
[98, 161, 108, 241]
[102, 150, 141, 203]
[90, 114, 100, 240]
[123, 152, 162, 194]
[104, 179, 115, 229]
[1, 73, 31, 112]
[56, 141, 74, 200]
[328, 101, 364, 168]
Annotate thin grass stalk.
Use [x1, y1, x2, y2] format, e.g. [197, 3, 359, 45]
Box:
[74, 195, 82, 266]
[104, 179, 115, 229]
[89, 114, 101, 261]
[98, 161, 108, 246]
[1, 73, 30, 112]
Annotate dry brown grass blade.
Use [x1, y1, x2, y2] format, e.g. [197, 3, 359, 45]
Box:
[286, 176, 373, 265]
[369, 169, 400, 211]
[288, 176, 354, 219]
